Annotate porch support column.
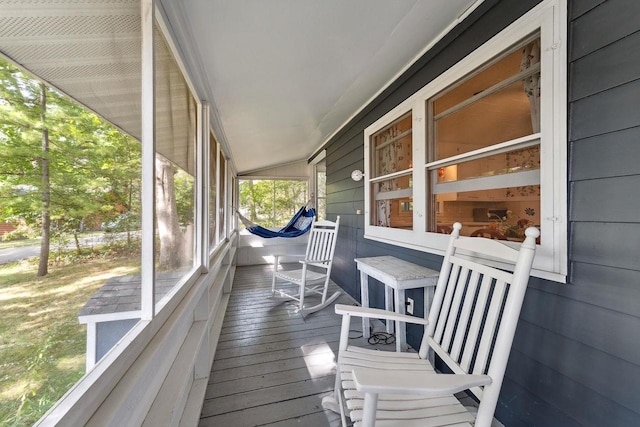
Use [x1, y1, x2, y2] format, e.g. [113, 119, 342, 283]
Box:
[140, 0, 156, 320]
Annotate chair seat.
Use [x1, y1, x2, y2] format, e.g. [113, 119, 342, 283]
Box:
[350, 406, 474, 427]
[339, 346, 432, 372]
[338, 347, 473, 426]
[273, 268, 326, 285]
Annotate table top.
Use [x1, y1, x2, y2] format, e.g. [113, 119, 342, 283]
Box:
[354, 256, 439, 283]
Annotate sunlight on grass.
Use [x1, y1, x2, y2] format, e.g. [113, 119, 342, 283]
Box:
[0, 256, 140, 425]
[0, 378, 34, 401]
[56, 354, 84, 371]
[0, 284, 32, 301]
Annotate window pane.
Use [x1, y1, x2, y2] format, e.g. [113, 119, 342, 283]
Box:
[369, 111, 413, 229]
[433, 185, 540, 242]
[371, 112, 412, 178]
[0, 56, 143, 421]
[372, 196, 413, 229]
[432, 38, 540, 160]
[238, 179, 309, 228]
[434, 47, 528, 115]
[436, 146, 540, 183]
[209, 135, 217, 250]
[429, 36, 541, 243]
[316, 197, 326, 221]
[154, 26, 198, 307]
[371, 174, 413, 229]
[316, 169, 326, 221]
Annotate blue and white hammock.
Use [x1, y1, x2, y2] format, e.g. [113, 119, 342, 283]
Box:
[237, 201, 316, 238]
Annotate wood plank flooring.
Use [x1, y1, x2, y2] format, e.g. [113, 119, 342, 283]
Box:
[199, 264, 377, 427]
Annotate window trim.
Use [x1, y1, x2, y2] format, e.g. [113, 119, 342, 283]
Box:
[363, 0, 567, 282]
[310, 151, 327, 220]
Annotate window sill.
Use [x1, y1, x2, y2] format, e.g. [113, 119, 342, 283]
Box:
[363, 231, 567, 284]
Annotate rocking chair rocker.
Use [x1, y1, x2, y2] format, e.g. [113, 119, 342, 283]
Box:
[270, 216, 341, 317]
[323, 222, 539, 427]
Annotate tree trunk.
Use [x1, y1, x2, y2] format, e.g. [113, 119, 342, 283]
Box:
[37, 83, 50, 277]
[248, 180, 258, 221]
[73, 231, 82, 255]
[155, 157, 184, 269]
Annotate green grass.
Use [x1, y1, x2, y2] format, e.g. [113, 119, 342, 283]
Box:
[0, 255, 140, 426]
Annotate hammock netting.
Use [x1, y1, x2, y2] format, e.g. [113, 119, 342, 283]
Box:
[238, 203, 316, 238]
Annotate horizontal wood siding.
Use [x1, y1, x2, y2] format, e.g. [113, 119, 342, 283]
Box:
[324, 0, 640, 425]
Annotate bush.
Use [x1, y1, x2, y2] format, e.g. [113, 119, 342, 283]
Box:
[101, 212, 140, 233]
[1, 223, 37, 242]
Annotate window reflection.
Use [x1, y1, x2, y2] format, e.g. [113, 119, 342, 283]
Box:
[153, 26, 198, 306]
[429, 36, 541, 243]
[370, 112, 413, 229]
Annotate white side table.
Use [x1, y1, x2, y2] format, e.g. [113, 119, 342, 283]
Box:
[355, 256, 439, 352]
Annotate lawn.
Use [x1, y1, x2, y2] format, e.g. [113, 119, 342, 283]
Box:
[0, 255, 140, 426]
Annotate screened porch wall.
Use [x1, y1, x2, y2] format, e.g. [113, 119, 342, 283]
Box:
[323, 0, 640, 426]
[236, 160, 312, 265]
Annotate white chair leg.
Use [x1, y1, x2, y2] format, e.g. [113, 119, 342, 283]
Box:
[322, 367, 348, 427]
[298, 281, 305, 312]
[321, 277, 330, 302]
[362, 392, 379, 427]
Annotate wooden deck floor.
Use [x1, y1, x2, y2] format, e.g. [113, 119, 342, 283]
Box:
[198, 264, 366, 427]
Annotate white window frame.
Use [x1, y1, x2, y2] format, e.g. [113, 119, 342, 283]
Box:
[218, 149, 228, 242]
[208, 133, 219, 258]
[363, 0, 567, 282]
[310, 149, 327, 220]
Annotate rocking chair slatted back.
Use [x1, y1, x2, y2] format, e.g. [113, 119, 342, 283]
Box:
[323, 222, 538, 427]
[270, 217, 341, 317]
[425, 223, 538, 410]
[306, 220, 338, 266]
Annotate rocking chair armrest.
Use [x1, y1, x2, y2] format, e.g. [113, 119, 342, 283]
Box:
[335, 304, 429, 326]
[352, 367, 492, 397]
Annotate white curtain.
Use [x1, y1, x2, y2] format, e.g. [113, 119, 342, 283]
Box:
[376, 129, 399, 227]
[521, 40, 541, 133]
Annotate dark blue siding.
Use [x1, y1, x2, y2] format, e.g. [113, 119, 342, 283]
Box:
[324, 0, 640, 425]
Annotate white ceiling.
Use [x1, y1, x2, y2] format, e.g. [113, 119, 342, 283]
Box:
[0, 0, 481, 174]
[174, 0, 480, 173]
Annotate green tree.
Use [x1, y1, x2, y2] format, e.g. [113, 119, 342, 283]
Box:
[238, 179, 308, 228]
[0, 61, 53, 274]
[0, 58, 142, 273]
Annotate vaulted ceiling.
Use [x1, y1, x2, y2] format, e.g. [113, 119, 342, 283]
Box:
[0, 0, 481, 173]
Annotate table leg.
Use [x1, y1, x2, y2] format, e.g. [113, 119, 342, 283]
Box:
[360, 271, 370, 339]
[424, 286, 434, 365]
[396, 289, 406, 352]
[385, 285, 394, 335]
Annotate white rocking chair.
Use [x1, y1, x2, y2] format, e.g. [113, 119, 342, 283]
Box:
[323, 222, 539, 427]
[270, 216, 341, 317]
